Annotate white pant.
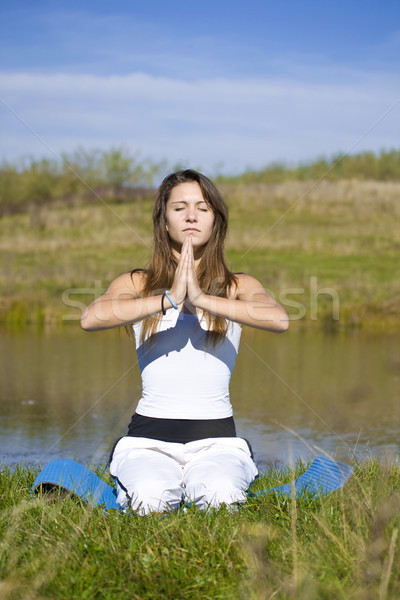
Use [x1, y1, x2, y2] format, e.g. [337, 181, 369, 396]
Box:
[109, 436, 258, 515]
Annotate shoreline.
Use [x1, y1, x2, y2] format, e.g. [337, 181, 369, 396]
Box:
[2, 301, 399, 333]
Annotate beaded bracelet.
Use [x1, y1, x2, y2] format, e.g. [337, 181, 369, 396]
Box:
[161, 290, 178, 315]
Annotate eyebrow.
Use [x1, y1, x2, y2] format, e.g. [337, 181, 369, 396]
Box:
[170, 200, 208, 205]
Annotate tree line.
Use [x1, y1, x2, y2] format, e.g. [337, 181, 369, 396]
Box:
[215, 149, 400, 185]
[0, 147, 163, 216]
[1, 147, 399, 216]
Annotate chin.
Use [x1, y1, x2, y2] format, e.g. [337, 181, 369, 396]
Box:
[190, 237, 203, 245]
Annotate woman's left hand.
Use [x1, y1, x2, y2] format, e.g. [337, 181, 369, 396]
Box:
[185, 236, 205, 305]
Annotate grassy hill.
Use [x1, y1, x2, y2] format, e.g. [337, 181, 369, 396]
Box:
[1, 171, 399, 331]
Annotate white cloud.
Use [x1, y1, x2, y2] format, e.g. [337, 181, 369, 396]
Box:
[0, 69, 399, 174]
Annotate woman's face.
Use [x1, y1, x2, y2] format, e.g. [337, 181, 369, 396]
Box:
[165, 181, 215, 251]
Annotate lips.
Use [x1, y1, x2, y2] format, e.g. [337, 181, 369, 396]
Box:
[183, 228, 200, 232]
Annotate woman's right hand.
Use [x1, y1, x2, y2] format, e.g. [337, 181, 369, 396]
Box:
[168, 236, 190, 305]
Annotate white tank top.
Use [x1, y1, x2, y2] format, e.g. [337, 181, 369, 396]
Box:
[132, 309, 242, 419]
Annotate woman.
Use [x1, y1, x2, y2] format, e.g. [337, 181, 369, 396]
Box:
[81, 169, 289, 515]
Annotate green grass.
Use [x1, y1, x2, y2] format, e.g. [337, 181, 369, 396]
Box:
[1, 459, 399, 599]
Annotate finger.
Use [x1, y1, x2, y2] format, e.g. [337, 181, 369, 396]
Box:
[185, 235, 192, 255]
[188, 249, 197, 281]
[183, 242, 191, 273]
[177, 238, 187, 263]
[176, 237, 189, 270]
[187, 236, 194, 262]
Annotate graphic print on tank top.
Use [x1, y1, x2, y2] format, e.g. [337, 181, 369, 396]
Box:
[132, 310, 242, 420]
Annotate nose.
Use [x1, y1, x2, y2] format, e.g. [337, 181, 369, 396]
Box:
[185, 209, 197, 222]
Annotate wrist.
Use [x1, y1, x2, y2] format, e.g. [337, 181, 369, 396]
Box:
[191, 291, 208, 308]
[161, 290, 179, 315]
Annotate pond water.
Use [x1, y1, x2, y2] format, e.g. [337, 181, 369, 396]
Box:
[1, 326, 399, 470]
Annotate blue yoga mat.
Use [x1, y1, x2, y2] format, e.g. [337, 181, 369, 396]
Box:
[32, 455, 353, 510]
[31, 458, 119, 510]
[248, 456, 354, 499]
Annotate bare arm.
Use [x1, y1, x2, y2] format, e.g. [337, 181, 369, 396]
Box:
[80, 238, 190, 332]
[193, 273, 289, 333]
[81, 238, 289, 333]
[80, 271, 165, 331]
[180, 237, 288, 332]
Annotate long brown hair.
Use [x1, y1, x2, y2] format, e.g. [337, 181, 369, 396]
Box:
[132, 169, 237, 345]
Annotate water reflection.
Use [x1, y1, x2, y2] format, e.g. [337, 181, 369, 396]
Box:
[1, 326, 399, 469]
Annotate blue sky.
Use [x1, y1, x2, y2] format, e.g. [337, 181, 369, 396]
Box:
[0, 0, 399, 174]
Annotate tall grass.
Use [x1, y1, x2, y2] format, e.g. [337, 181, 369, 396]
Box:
[0, 459, 399, 599]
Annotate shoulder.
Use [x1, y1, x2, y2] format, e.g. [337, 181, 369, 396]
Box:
[105, 269, 147, 297]
[231, 273, 272, 301]
[234, 273, 263, 288]
[234, 273, 264, 291]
